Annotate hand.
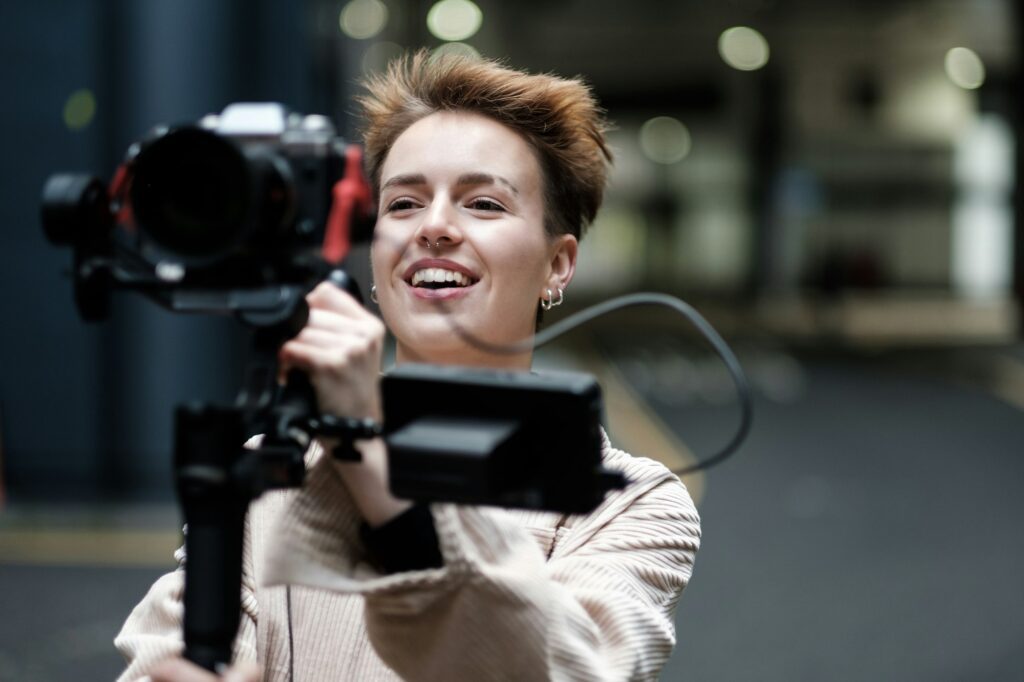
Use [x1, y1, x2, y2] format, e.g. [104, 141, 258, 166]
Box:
[279, 282, 386, 421]
[150, 658, 260, 682]
[279, 282, 410, 526]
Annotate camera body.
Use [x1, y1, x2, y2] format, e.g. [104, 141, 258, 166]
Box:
[42, 103, 373, 320]
[129, 103, 349, 286]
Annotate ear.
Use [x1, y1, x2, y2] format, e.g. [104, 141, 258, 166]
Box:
[543, 233, 578, 295]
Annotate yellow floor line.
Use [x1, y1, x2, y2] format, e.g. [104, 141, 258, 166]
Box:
[986, 353, 1024, 412]
[575, 348, 706, 506]
[0, 528, 180, 568]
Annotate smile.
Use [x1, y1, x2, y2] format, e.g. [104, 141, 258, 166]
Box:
[410, 267, 476, 289]
[402, 259, 481, 297]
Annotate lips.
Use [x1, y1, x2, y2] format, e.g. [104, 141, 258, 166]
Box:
[402, 259, 480, 291]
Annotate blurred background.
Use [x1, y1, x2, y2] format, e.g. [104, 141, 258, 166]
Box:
[2, 0, 1023, 679]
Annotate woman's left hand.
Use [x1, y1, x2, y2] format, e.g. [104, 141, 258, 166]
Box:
[279, 281, 411, 527]
[279, 281, 386, 422]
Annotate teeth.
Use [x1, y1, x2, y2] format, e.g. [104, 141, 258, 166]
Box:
[411, 268, 473, 287]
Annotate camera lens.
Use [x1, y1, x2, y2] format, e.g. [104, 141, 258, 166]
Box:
[40, 174, 111, 246]
[131, 128, 250, 260]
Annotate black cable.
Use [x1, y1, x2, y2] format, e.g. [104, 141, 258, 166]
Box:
[439, 292, 753, 474]
[286, 585, 295, 682]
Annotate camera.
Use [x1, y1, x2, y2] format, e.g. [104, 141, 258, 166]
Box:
[41, 103, 373, 320]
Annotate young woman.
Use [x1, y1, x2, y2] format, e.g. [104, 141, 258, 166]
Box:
[119, 51, 701, 682]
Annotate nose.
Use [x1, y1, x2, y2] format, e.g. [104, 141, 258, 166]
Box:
[414, 196, 463, 250]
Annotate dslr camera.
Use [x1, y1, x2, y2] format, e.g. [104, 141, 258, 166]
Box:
[41, 102, 372, 321]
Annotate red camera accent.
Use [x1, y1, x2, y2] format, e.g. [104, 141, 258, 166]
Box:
[322, 144, 373, 264]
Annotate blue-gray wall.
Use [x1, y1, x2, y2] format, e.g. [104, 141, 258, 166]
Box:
[0, 0, 340, 500]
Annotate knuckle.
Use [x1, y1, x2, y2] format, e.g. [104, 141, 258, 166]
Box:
[307, 282, 334, 305]
[331, 346, 353, 368]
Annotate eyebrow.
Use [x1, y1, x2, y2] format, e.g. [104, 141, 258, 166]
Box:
[456, 172, 519, 195]
[381, 173, 427, 190]
[380, 172, 519, 195]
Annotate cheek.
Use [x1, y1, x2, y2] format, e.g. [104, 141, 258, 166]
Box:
[370, 230, 401, 281]
[487, 238, 549, 298]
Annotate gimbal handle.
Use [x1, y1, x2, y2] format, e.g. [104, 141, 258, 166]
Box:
[176, 404, 250, 672]
[176, 269, 362, 672]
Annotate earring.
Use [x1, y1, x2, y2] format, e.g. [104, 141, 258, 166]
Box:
[541, 286, 564, 311]
[370, 284, 378, 303]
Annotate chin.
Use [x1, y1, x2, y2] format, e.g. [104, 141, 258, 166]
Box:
[394, 323, 477, 362]
[386, 303, 535, 364]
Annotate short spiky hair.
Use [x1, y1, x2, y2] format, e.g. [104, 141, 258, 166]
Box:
[358, 50, 612, 240]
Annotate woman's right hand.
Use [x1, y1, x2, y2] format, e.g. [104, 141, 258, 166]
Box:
[149, 658, 260, 682]
[278, 281, 386, 422]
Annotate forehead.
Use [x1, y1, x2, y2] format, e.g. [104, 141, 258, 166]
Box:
[380, 111, 542, 191]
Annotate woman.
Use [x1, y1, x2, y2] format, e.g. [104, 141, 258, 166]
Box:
[118, 51, 701, 682]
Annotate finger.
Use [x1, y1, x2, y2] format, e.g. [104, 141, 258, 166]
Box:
[280, 338, 379, 375]
[292, 326, 344, 350]
[292, 326, 376, 352]
[279, 339, 355, 373]
[150, 658, 219, 682]
[301, 311, 385, 346]
[307, 281, 370, 317]
[279, 340, 324, 372]
[307, 307, 380, 333]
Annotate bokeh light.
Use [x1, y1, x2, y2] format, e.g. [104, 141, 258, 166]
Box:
[362, 41, 403, 73]
[945, 47, 986, 90]
[427, 0, 483, 42]
[431, 42, 481, 61]
[63, 89, 96, 130]
[339, 0, 388, 40]
[718, 26, 770, 71]
[639, 116, 692, 164]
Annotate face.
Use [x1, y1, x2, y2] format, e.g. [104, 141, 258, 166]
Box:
[370, 111, 576, 368]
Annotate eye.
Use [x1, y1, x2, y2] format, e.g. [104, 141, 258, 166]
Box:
[467, 198, 506, 212]
[385, 197, 420, 213]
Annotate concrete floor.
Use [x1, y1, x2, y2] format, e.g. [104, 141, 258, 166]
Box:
[653, 348, 1024, 681]
[0, 564, 167, 681]
[2, 346, 1023, 681]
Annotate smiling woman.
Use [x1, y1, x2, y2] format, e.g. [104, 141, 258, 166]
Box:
[114, 51, 701, 682]
[374, 110, 567, 367]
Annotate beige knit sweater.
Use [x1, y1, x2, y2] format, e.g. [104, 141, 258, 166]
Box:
[115, 432, 700, 681]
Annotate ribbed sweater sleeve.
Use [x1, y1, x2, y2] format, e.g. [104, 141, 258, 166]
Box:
[113, 439, 267, 681]
[113, 541, 261, 681]
[262, 435, 701, 681]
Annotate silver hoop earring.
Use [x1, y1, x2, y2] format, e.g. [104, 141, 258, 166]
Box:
[541, 286, 564, 311]
[370, 284, 378, 304]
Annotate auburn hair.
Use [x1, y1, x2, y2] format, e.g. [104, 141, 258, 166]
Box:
[357, 50, 612, 240]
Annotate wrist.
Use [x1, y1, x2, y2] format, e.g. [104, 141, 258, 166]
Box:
[331, 437, 412, 527]
[312, 415, 382, 462]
